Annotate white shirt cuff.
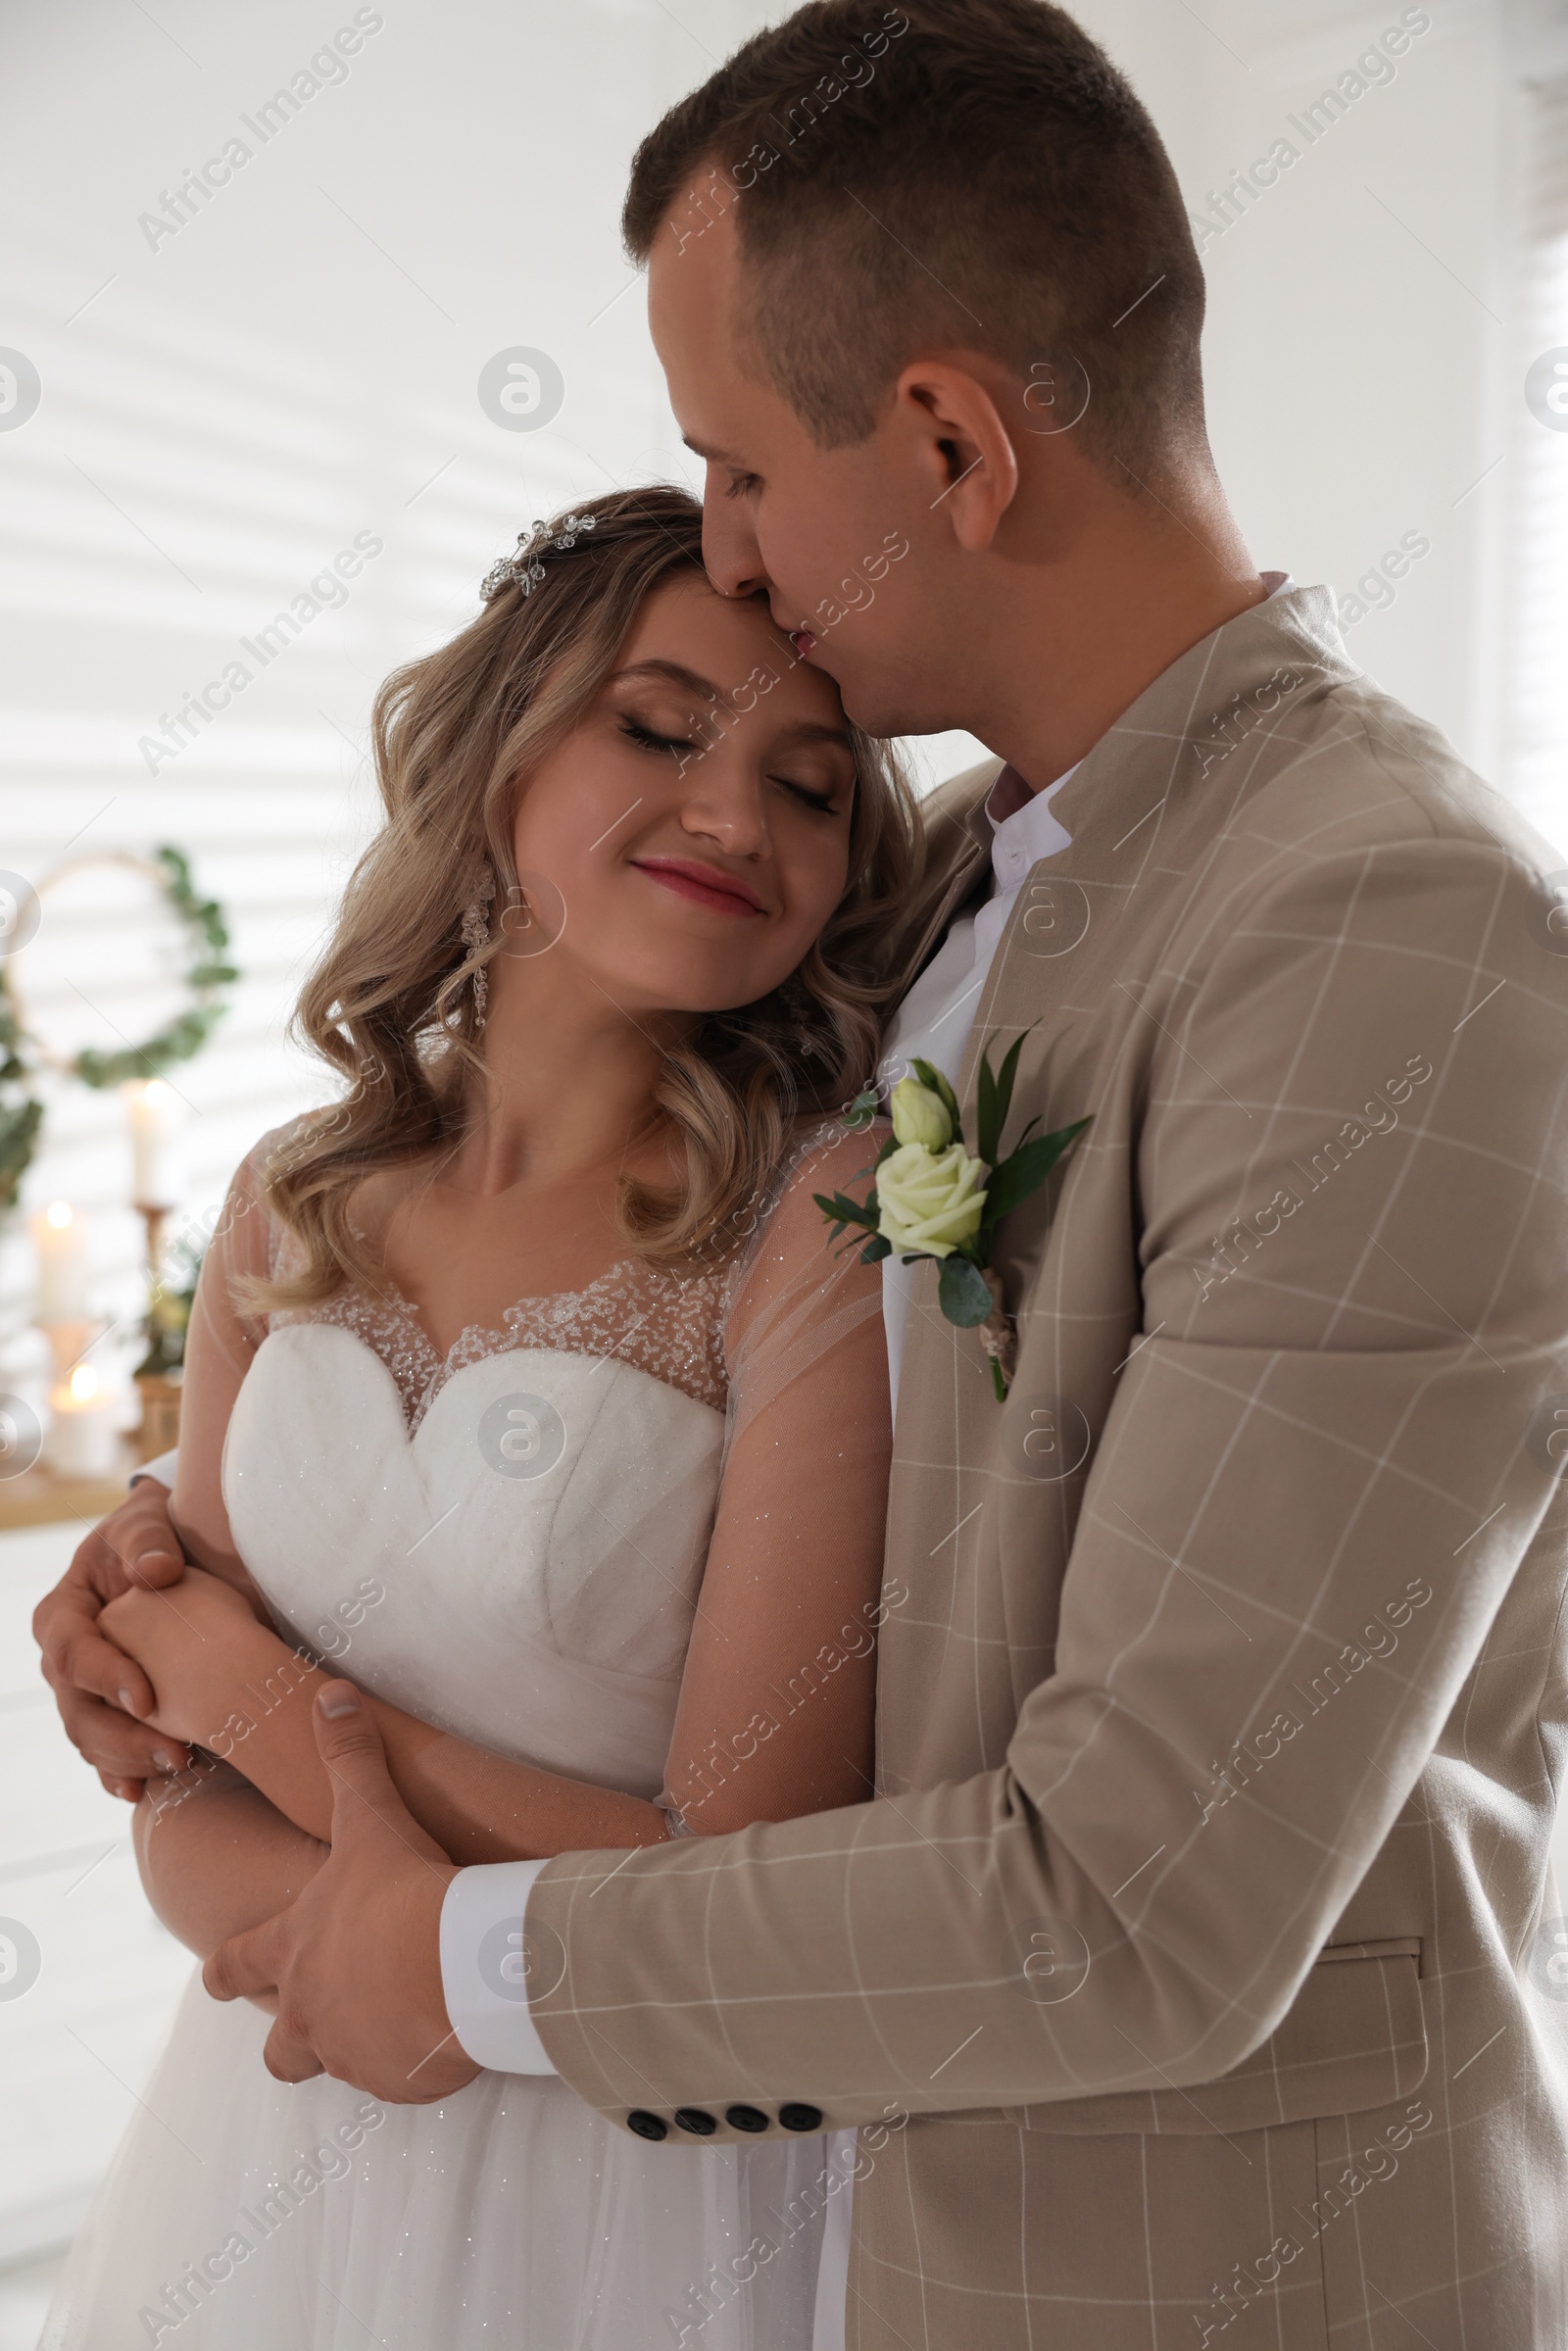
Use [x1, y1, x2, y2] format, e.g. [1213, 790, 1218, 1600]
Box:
[439, 1860, 559, 2074]
[130, 1447, 179, 1490]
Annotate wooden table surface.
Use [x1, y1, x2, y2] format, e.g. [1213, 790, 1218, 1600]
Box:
[0, 1451, 134, 1536]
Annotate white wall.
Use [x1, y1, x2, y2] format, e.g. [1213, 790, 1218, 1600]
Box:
[1075, 0, 1539, 793]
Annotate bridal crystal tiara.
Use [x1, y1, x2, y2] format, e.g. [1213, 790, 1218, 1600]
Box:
[480, 511, 598, 603]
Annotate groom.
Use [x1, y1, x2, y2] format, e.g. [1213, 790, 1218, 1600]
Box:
[36, 2, 1568, 2343]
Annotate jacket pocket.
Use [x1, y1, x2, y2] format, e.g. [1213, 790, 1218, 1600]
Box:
[1010, 1936, 1426, 2136]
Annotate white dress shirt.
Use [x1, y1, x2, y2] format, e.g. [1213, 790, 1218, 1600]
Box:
[878, 759, 1077, 1421]
[812, 757, 1078, 2344]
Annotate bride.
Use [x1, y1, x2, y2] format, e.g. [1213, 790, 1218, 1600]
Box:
[41, 485, 922, 2350]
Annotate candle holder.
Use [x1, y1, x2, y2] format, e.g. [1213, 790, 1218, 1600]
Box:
[132, 1200, 185, 1461]
[135, 1202, 171, 1285]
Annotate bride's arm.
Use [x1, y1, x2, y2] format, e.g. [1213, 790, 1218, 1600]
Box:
[101, 1558, 671, 1857]
[106, 1129, 891, 1860]
[132, 1758, 325, 1998]
[109, 1143, 343, 1949]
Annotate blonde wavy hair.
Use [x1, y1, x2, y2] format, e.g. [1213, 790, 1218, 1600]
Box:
[256, 485, 924, 1305]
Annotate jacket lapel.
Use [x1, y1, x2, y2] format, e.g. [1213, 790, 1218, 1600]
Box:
[948, 584, 1358, 1125]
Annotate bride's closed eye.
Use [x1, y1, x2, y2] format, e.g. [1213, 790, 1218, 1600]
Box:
[618, 713, 698, 756]
[766, 771, 840, 815]
[618, 711, 843, 814]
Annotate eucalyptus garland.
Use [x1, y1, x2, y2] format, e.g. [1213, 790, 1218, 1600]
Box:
[0, 970, 43, 1214]
[0, 847, 237, 1206]
[37, 847, 238, 1091]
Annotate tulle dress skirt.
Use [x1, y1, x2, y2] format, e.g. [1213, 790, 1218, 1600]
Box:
[43, 1965, 827, 2349]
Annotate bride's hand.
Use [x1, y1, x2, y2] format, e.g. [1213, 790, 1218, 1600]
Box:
[100, 1566, 285, 1751]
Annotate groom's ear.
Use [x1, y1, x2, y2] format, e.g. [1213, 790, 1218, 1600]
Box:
[897, 362, 1020, 557]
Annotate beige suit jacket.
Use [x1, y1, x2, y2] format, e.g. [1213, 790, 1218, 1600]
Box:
[529, 586, 1568, 2348]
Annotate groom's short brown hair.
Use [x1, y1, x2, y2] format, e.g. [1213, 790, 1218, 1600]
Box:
[623, 0, 1208, 482]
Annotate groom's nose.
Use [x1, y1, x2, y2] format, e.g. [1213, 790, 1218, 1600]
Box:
[701, 466, 769, 602]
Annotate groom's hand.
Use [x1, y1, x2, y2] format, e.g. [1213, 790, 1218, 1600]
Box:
[204, 1682, 480, 2103]
[34, 1481, 192, 1799]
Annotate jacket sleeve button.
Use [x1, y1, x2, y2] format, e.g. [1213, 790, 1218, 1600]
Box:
[778, 2102, 823, 2131]
[723, 2103, 770, 2133]
[673, 2107, 717, 2135]
[626, 2110, 668, 2141]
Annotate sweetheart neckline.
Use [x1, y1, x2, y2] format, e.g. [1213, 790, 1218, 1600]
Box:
[250, 1315, 726, 1430]
[334, 1255, 659, 1377]
[269, 1253, 735, 1434]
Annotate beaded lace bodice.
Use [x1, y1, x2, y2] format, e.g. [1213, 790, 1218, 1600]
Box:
[267, 1229, 732, 1437]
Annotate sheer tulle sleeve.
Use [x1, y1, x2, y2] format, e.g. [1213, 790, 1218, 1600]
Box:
[658, 1120, 894, 1835]
[171, 1139, 280, 1586]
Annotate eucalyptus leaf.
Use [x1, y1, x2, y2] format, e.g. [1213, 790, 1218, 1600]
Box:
[938, 1252, 994, 1327]
[0, 1095, 42, 1214]
[981, 1116, 1091, 1226]
[859, 1234, 893, 1263]
[976, 1030, 1030, 1166]
[813, 1188, 882, 1236]
[977, 1051, 998, 1170]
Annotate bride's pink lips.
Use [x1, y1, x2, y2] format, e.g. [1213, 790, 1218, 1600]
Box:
[631, 857, 765, 917]
[790, 628, 817, 660]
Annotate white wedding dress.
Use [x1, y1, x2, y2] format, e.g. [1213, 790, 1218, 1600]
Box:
[42, 1132, 880, 2351]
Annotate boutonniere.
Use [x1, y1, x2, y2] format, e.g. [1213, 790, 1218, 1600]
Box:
[817, 1038, 1089, 1399]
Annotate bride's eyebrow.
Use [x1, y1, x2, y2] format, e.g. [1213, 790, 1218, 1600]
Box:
[769, 718, 856, 756]
[607, 658, 719, 701]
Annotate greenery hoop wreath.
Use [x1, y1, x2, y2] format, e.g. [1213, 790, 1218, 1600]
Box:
[0, 983, 42, 1216]
[0, 847, 237, 1211]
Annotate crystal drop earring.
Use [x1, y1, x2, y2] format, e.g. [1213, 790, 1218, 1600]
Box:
[460, 865, 497, 1031]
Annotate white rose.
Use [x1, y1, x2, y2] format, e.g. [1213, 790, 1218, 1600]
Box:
[889, 1075, 953, 1151]
[877, 1142, 988, 1257]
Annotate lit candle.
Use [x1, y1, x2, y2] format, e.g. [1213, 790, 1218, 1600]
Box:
[33, 1201, 90, 1320]
[126, 1079, 185, 1208]
[45, 1363, 120, 1480]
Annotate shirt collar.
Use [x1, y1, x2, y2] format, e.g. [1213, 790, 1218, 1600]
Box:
[983, 760, 1078, 892]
